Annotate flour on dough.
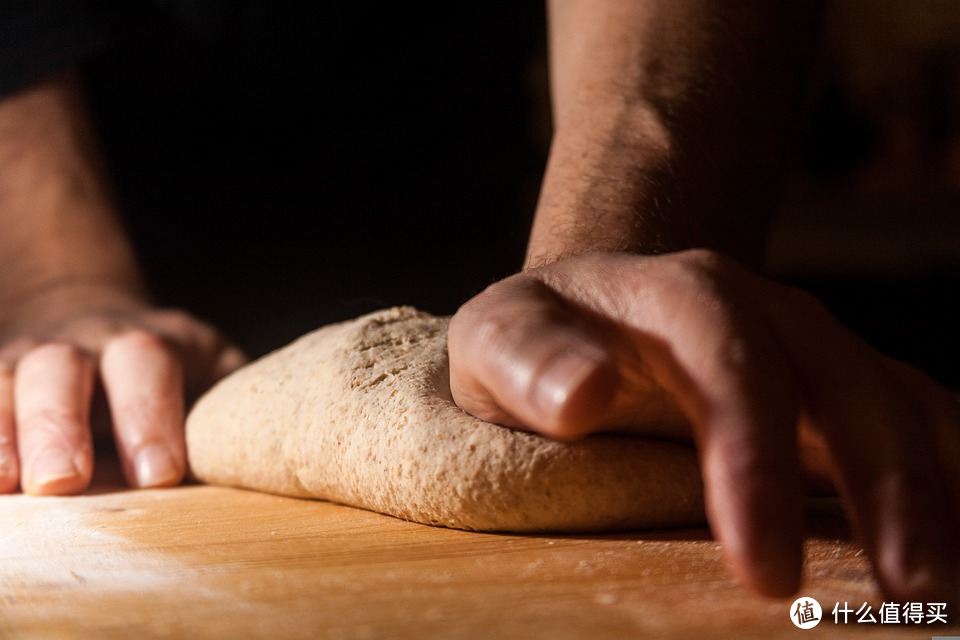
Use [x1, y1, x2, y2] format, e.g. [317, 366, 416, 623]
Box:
[186, 307, 704, 532]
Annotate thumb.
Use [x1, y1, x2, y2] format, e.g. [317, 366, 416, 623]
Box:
[448, 275, 617, 440]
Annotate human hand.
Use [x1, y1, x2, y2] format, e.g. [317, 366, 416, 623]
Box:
[448, 250, 959, 604]
[0, 289, 245, 496]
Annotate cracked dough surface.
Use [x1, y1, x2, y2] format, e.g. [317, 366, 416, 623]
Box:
[186, 307, 705, 532]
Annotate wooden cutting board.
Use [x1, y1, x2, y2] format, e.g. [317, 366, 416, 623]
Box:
[0, 458, 956, 639]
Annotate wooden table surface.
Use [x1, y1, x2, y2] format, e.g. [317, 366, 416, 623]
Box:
[1, 454, 956, 639]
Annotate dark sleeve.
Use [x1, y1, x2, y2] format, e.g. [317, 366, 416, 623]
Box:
[0, 0, 115, 98]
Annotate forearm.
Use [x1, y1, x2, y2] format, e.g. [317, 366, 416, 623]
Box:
[0, 69, 146, 335]
[528, 0, 823, 268]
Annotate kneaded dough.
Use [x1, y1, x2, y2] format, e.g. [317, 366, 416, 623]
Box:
[186, 307, 705, 532]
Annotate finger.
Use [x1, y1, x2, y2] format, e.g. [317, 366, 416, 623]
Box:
[0, 362, 19, 492]
[912, 373, 960, 609]
[448, 275, 619, 439]
[816, 365, 953, 603]
[451, 251, 804, 595]
[142, 309, 248, 400]
[895, 364, 960, 539]
[623, 255, 804, 597]
[766, 286, 959, 604]
[211, 344, 247, 381]
[542, 252, 804, 595]
[100, 330, 185, 488]
[686, 345, 804, 598]
[14, 343, 95, 495]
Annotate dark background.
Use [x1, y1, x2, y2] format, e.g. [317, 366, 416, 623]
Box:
[84, 2, 547, 357]
[773, 0, 960, 388]
[79, 1, 959, 387]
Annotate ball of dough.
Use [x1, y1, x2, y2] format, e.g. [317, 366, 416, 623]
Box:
[186, 307, 705, 532]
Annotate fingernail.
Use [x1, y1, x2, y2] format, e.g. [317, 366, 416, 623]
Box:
[532, 348, 604, 421]
[134, 444, 180, 488]
[30, 447, 80, 488]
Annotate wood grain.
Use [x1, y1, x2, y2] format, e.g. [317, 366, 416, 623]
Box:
[0, 486, 955, 640]
[0, 464, 956, 639]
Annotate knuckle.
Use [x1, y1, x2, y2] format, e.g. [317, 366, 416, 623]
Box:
[106, 328, 174, 358]
[711, 441, 788, 490]
[675, 248, 740, 278]
[779, 284, 825, 316]
[451, 276, 542, 342]
[448, 299, 485, 345]
[18, 407, 87, 441]
[146, 308, 226, 358]
[470, 312, 519, 358]
[150, 308, 211, 338]
[657, 251, 731, 303]
[0, 337, 40, 366]
[101, 329, 184, 385]
[664, 250, 749, 308]
[113, 400, 177, 446]
[473, 301, 562, 357]
[19, 341, 91, 367]
[714, 334, 751, 374]
[65, 314, 123, 336]
[151, 307, 193, 326]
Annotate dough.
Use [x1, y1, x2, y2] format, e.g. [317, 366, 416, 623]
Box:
[185, 307, 705, 532]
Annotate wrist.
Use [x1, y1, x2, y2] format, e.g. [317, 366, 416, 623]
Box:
[525, 114, 774, 269]
[525, 103, 685, 268]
